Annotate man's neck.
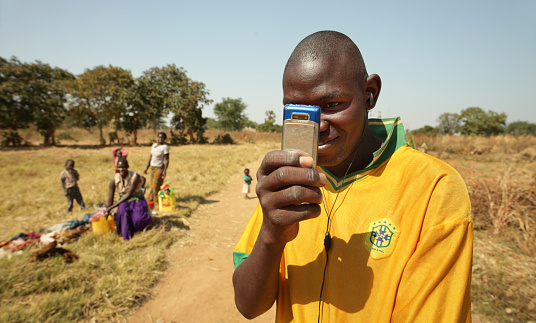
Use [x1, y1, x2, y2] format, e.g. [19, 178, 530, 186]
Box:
[326, 130, 384, 178]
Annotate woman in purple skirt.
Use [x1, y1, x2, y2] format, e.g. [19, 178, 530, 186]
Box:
[105, 158, 153, 240]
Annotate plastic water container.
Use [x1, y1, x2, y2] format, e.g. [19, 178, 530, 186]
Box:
[91, 215, 116, 234]
[158, 192, 176, 211]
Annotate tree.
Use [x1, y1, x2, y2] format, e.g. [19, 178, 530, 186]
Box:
[205, 117, 218, 130]
[457, 107, 506, 136]
[0, 56, 74, 145]
[134, 65, 181, 134]
[27, 62, 75, 145]
[134, 65, 211, 144]
[68, 65, 134, 145]
[170, 79, 212, 144]
[506, 121, 536, 136]
[213, 97, 248, 131]
[410, 125, 439, 136]
[436, 112, 459, 135]
[0, 57, 32, 137]
[257, 110, 282, 132]
[243, 119, 258, 129]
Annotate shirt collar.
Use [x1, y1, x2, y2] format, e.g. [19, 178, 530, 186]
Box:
[319, 117, 407, 190]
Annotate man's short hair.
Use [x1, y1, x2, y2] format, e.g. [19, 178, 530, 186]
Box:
[284, 30, 368, 82]
[117, 158, 129, 168]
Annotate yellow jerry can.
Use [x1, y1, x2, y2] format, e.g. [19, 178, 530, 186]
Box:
[91, 215, 116, 235]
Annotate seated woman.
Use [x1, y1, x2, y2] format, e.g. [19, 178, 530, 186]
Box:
[105, 158, 153, 240]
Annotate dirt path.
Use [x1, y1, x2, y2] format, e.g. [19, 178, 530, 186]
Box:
[128, 156, 275, 323]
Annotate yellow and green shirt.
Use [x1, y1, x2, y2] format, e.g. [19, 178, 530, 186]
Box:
[233, 117, 473, 322]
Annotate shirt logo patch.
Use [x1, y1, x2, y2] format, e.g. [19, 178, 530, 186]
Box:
[363, 218, 400, 259]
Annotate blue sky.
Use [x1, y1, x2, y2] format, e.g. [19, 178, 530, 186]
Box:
[1, 0, 535, 130]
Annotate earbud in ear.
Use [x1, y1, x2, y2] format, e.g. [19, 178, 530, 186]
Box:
[367, 91, 374, 107]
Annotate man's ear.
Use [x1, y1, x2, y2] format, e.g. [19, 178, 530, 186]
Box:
[366, 74, 382, 109]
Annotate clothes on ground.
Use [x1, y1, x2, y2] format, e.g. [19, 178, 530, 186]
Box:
[41, 224, 89, 245]
[30, 241, 79, 263]
[150, 143, 169, 167]
[148, 166, 164, 206]
[233, 117, 473, 322]
[43, 213, 91, 233]
[9, 232, 41, 241]
[1, 206, 141, 262]
[2, 238, 39, 253]
[115, 196, 153, 240]
[1, 225, 85, 260]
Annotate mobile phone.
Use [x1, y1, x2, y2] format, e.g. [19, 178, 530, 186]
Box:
[281, 104, 321, 168]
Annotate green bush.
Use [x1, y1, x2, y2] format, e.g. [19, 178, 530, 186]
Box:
[213, 134, 235, 144]
[256, 122, 282, 133]
[56, 132, 73, 141]
[1, 131, 23, 147]
[170, 130, 187, 145]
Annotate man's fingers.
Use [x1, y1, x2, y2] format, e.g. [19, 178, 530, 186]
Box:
[257, 165, 325, 194]
[260, 185, 323, 208]
[264, 203, 322, 229]
[258, 150, 307, 178]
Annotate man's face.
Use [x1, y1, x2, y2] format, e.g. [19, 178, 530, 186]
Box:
[157, 134, 166, 144]
[117, 163, 129, 177]
[283, 58, 368, 174]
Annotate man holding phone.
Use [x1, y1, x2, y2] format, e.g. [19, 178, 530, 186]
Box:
[233, 31, 473, 322]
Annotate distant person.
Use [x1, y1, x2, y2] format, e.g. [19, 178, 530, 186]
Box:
[243, 168, 253, 199]
[112, 146, 128, 173]
[106, 158, 153, 240]
[232, 31, 473, 322]
[60, 159, 86, 214]
[144, 132, 170, 209]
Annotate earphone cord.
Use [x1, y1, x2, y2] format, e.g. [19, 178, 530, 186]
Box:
[322, 118, 366, 233]
[317, 153, 355, 323]
[317, 116, 368, 323]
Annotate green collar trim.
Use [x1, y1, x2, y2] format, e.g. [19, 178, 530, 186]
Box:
[319, 117, 407, 191]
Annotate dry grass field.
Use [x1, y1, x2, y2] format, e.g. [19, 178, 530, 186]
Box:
[0, 127, 280, 322]
[1, 127, 535, 322]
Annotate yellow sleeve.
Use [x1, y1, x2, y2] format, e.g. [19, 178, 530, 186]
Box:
[233, 203, 263, 269]
[392, 171, 473, 322]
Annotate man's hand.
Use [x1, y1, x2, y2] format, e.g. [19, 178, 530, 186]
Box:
[161, 171, 166, 179]
[256, 150, 326, 246]
[233, 150, 327, 319]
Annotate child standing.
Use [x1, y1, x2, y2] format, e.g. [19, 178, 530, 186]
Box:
[243, 168, 253, 199]
[60, 159, 86, 214]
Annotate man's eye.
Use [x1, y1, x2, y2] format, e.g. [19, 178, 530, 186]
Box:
[325, 102, 341, 108]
